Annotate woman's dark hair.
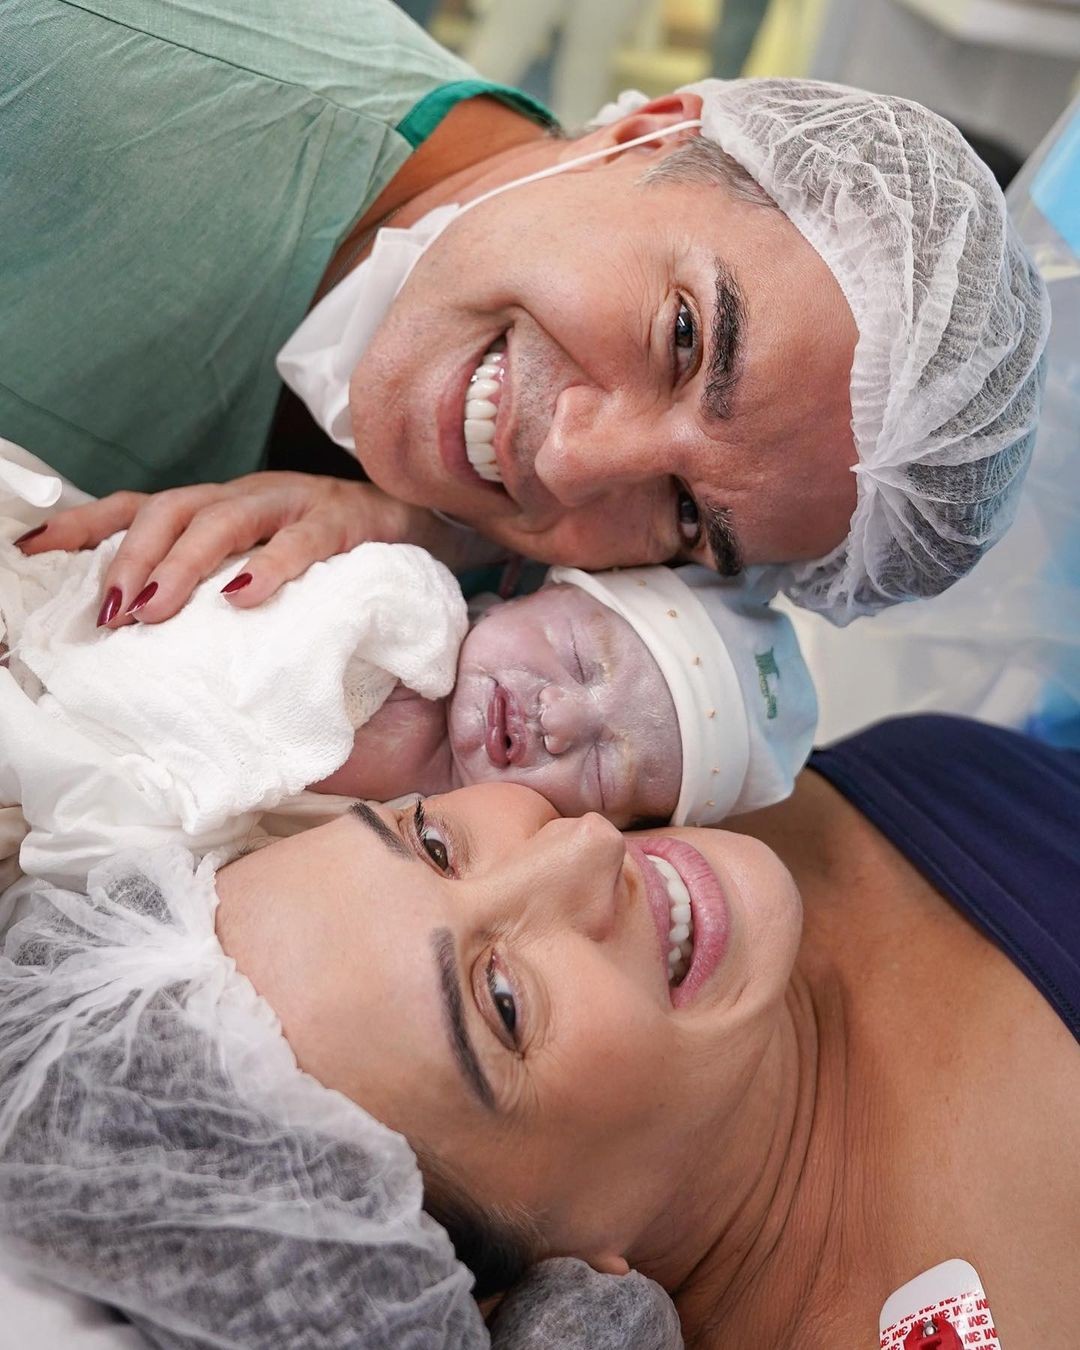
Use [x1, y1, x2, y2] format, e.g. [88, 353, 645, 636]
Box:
[417, 1148, 544, 1300]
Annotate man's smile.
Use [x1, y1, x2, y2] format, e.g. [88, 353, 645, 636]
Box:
[464, 342, 507, 484]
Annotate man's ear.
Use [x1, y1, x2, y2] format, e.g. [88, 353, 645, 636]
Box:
[558, 91, 704, 163]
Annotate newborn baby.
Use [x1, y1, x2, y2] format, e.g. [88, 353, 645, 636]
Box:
[322, 565, 817, 830]
[316, 580, 683, 823]
[1, 448, 815, 894]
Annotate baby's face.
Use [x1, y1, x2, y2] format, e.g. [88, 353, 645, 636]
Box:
[447, 585, 682, 825]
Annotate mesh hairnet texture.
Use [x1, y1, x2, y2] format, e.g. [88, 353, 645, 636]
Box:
[685, 78, 1051, 624]
[490, 1258, 683, 1350]
[0, 848, 486, 1350]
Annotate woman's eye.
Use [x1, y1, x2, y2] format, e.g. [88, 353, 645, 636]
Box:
[422, 831, 449, 871]
[486, 955, 518, 1044]
[672, 298, 697, 374]
[676, 487, 702, 548]
[414, 801, 450, 873]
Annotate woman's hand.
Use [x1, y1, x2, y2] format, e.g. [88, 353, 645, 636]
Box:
[15, 472, 498, 625]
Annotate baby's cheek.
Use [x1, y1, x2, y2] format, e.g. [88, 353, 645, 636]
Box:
[615, 722, 684, 826]
[308, 735, 367, 796]
[511, 759, 605, 820]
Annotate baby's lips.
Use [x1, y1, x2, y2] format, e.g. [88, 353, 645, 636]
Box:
[484, 685, 512, 767]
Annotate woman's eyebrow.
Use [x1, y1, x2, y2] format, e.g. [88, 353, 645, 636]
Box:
[349, 801, 412, 860]
[432, 927, 497, 1112]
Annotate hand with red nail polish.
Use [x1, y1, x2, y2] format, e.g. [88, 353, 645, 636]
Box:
[28, 472, 485, 627]
[14, 524, 48, 549]
[126, 582, 159, 616]
[96, 587, 123, 628]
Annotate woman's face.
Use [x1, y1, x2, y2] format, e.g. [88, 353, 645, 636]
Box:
[215, 785, 802, 1271]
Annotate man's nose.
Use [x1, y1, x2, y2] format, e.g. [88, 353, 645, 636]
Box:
[538, 683, 600, 754]
[534, 384, 659, 507]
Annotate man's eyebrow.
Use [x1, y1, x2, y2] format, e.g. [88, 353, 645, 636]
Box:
[432, 927, 497, 1112]
[692, 259, 748, 576]
[701, 258, 747, 424]
[701, 499, 745, 577]
[349, 800, 412, 860]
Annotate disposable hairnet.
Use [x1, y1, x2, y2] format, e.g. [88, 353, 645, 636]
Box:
[490, 1258, 683, 1349]
[700, 78, 1052, 623]
[0, 848, 682, 1348]
[600, 80, 1051, 623]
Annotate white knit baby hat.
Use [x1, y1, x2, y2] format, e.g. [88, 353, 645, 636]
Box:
[549, 566, 817, 824]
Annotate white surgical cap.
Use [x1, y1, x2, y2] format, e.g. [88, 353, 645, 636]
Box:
[597, 80, 1051, 624]
[0, 849, 683, 1348]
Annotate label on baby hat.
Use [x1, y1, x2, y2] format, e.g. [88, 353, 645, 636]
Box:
[879, 1260, 1001, 1350]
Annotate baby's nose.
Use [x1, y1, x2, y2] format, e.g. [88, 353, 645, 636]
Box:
[538, 684, 600, 754]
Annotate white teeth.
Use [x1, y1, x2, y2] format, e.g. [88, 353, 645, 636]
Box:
[647, 854, 695, 986]
[465, 348, 506, 484]
[464, 418, 495, 444]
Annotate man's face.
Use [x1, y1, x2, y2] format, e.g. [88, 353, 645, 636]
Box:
[349, 129, 859, 575]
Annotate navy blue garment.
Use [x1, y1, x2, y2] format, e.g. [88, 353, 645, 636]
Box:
[809, 715, 1080, 1043]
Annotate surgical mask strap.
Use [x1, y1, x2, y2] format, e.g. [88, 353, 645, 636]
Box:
[460, 118, 704, 217]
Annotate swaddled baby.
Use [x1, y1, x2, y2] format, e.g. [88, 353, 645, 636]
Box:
[320, 563, 817, 830]
[0, 448, 815, 893]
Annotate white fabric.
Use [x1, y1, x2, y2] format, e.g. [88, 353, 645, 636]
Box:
[549, 566, 817, 823]
[592, 80, 1052, 624]
[276, 121, 702, 450]
[0, 438, 93, 513]
[0, 1262, 145, 1350]
[0, 455, 467, 890]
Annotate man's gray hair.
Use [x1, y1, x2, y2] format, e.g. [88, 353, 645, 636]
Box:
[641, 135, 777, 210]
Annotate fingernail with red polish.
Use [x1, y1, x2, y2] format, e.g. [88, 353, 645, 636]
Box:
[125, 581, 158, 616]
[221, 572, 252, 596]
[96, 587, 123, 627]
[14, 524, 48, 548]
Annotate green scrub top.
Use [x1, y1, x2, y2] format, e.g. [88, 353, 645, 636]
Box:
[0, 0, 554, 496]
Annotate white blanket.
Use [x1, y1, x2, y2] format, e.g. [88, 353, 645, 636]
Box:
[0, 447, 467, 891]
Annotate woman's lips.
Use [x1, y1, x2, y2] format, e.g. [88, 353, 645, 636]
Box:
[625, 842, 682, 1004]
[627, 837, 730, 1009]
